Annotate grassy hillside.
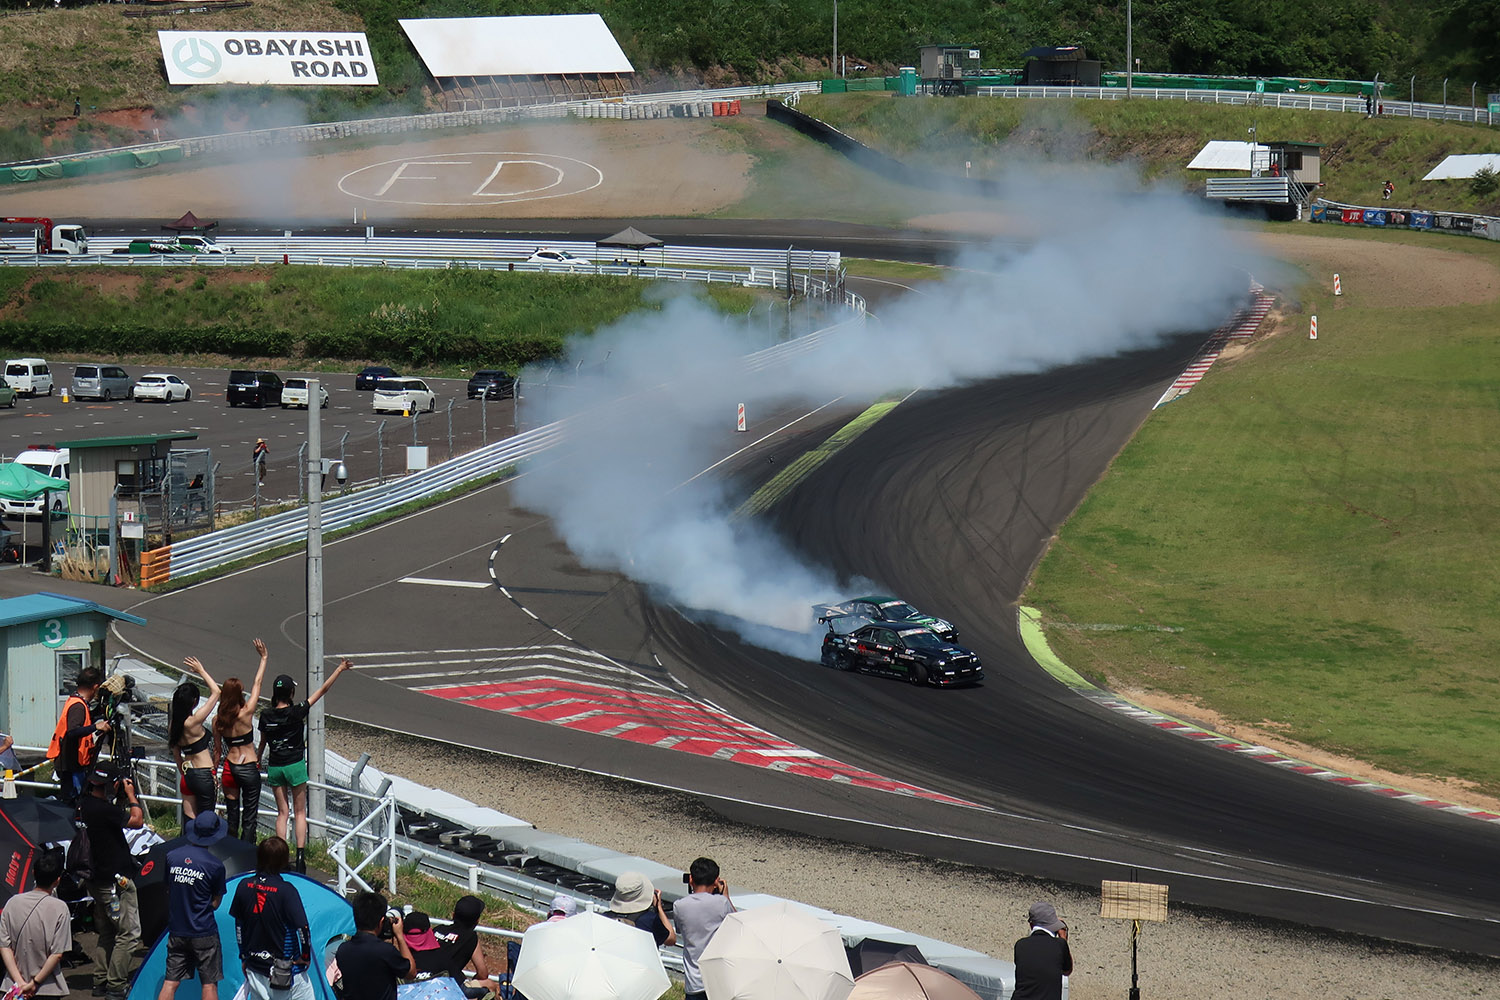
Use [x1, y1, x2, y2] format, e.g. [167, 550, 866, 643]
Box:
[1026, 229, 1500, 796]
[800, 92, 1500, 215]
[0, 265, 758, 371]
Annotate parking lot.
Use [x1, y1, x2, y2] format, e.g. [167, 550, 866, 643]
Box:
[0, 362, 520, 512]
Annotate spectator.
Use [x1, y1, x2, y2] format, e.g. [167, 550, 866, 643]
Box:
[673, 858, 734, 1000]
[608, 872, 675, 947]
[0, 729, 18, 774]
[257, 661, 353, 873]
[81, 767, 145, 1000]
[46, 667, 109, 805]
[158, 812, 228, 1000]
[1383, 179, 1395, 202]
[335, 891, 415, 1000]
[0, 849, 71, 997]
[436, 895, 494, 1000]
[230, 837, 313, 1000]
[1012, 902, 1072, 1000]
[545, 894, 577, 922]
[172, 659, 222, 819]
[252, 440, 269, 483]
[405, 909, 495, 998]
[213, 638, 271, 842]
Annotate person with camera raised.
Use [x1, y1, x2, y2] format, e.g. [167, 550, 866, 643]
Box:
[81, 766, 145, 1000]
[229, 837, 313, 1000]
[674, 858, 734, 1000]
[47, 667, 110, 805]
[335, 891, 416, 1000]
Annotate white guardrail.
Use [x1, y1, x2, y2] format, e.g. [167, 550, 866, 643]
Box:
[974, 85, 1499, 126]
[0, 81, 824, 168]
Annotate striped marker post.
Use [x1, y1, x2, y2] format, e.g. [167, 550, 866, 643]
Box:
[1333, 273, 1342, 295]
[736, 403, 746, 431]
[1310, 315, 1318, 340]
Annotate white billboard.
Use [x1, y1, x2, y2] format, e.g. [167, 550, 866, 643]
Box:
[398, 15, 633, 78]
[158, 31, 379, 85]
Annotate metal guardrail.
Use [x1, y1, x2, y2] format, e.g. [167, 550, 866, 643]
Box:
[81, 236, 842, 271]
[975, 85, 1499, 126]
[0, 81, 823, 170]
[1206, 176, 1295, 202]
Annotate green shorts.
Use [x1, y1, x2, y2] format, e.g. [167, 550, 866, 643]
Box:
[266, 760, 308, 788]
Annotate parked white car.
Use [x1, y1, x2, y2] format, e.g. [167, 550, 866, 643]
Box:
[133, 373, 191, 402]
[1, 446, 69, 516]
[281, 377, 330, 409]
[177, 234, 232, 254]
[373, 377, 435, 414]
[526, 249, 591, 268]
[4, 358, 53, 396]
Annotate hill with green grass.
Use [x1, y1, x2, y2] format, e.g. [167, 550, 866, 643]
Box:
[799, 92, 1500, 216]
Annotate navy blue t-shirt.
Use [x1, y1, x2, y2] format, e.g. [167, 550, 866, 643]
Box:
[335, 931, 410, 1000]
[230, 873, 311, 975]
[630, 908, 671, 947]
[166, 843, 227, 937]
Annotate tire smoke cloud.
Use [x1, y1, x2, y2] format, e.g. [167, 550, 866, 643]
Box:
[513, 165, 1266, 659]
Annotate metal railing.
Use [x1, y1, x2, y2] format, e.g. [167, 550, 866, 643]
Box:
[974, 85, 1499, 127]
[0, 81, 823, 170]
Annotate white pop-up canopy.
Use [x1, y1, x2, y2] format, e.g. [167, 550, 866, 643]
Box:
[1187, 140, 1271, 171]
[1422, 153, 1500, 180]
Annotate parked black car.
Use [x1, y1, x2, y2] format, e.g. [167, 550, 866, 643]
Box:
[355, 366, 398, 391]
[226, 369, 284, 408]
[467, 369, 516, 400]
[820, 618, 983, 687]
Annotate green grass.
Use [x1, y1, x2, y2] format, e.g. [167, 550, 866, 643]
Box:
[842, 258, 946, 281]
[799, 92, 1500, 216]
[1025, 237, 1500, 795]
[0, 266, 762, 371]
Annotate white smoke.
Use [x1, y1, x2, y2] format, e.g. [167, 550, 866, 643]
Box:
[511, 161, 1265, 659]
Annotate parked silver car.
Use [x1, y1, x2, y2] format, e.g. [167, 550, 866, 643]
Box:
[72, 363, 133, 401]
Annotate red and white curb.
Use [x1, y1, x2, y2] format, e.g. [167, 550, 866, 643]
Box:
[1154, 290, 1274, 408]
[1083, 691, 1500, 824]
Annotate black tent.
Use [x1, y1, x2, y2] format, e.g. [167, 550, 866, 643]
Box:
[846, 938, 929, 977]
[163, 211, 218, 233]
[596, 226, 664, 265]
[0, 795, 74, 905]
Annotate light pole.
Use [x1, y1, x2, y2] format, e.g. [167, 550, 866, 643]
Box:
[1442, 77, 1448, 109]
[832, 0, 839, 78]
[305, 378, 325, 829]
[1125, 0, 1133, 99]
[1410, 74, 1416, 108]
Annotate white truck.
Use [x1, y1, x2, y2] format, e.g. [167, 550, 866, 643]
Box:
[0, 217, 88, 255]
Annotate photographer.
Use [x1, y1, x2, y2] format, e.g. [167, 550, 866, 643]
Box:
[229, 837, 312, 1000]
[46, 667, 109, 805]
[335, 892, 416, 1000]
[81, 767, 144, 1000]
[674, 858, 734, 1000]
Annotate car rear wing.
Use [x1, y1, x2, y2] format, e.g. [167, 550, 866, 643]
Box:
[821, 613, 873, 635]
[814, 602, 858, 623]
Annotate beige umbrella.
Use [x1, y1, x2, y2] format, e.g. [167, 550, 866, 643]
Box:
[848, 962, 982, 1000]
[701, 901, 854, 1000]
[513, 910, 670, 1000]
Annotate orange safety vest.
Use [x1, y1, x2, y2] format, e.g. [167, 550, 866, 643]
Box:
[46, 695, 94, 768]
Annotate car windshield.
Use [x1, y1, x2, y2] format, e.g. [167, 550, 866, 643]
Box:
[899, 630, 946, 649]
[880, 602, 922, 619]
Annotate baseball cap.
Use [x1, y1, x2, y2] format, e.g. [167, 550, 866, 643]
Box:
[86, 767, 114, 786]
[1027, 901, 1064, 933]
[453, 895, 484, 928]
[402, 910, 440, 951]
[186, 811, 227, 846]
[549, 893, 577, 917]
[272, 674, 296, 699]
[610, 871, 654, 914]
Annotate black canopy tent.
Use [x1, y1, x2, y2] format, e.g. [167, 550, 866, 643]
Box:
[596, 226, 664, 265]
[162, 211, 218, 233]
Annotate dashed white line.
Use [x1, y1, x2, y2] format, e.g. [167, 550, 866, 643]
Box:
[399, 576, 491, 589]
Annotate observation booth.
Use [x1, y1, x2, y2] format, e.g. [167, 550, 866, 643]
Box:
[57, 432, 205, 584]
[918, 45, 980, 95]
[0, 592, 144, 748]
[1259, 140, 1322, 185]
[400, 13, 636, 110]
[1022, 46, 1103, 86]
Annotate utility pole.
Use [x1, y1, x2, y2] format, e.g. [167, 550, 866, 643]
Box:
[1126, 0, 1133, 99]
[305, 379, 325, 829]
[833, 0, 839, 78]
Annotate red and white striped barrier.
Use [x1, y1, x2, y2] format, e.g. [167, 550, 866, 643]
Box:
[1334, 273, 1342, 295]
[736, 403, 746, 431]
[1153, 291, 1274, 408]
[1310, 314, 1318, 340]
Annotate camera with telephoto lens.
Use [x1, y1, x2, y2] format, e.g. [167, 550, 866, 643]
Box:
[379, 907, 402, 940]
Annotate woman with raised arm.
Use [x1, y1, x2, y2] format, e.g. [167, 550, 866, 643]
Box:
[172, 658, 222, 819]
[257, 659, 354, 873]
[213, 638, 270, 842]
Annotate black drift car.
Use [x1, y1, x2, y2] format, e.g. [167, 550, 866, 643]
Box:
[820, 618, 983, 687]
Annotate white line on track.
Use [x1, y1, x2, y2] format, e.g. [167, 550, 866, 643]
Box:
[398, 576, 492, 589]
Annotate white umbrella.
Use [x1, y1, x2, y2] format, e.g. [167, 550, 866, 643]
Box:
[701, 901, 854, 1000]
[513, 910, 670, 1000]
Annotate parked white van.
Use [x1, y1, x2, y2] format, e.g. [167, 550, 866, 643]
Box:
[3, 358, 53, 396]
[1, 445, 69, 516]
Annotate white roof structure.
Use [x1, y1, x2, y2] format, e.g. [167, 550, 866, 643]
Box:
[1422, 153, 1500, 180]
[399, 14, 633, 78]
[1187, 140, 1270, 171]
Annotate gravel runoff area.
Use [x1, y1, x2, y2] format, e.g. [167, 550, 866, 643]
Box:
[328, 721, 1500, 1000]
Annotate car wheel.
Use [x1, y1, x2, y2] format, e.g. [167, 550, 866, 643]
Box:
[102, 390, 111, 402]
[229, 400, 237, 408]
[911, 663, 929, 686]
[427, 398, 436, 413]
[46, 386, 52, 396]
[184, 389, 191, 401]
[280, 402, 288, 409]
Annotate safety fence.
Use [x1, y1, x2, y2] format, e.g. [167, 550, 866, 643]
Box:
[973, 85, 1499, 127]
[0, 81, 821, 173]
[1310, 198, 1500, 240]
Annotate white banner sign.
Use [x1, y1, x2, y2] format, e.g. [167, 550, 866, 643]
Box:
[158, 31, 379, 85]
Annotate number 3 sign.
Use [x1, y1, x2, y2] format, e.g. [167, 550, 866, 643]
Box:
[39, 618, 67, 648]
